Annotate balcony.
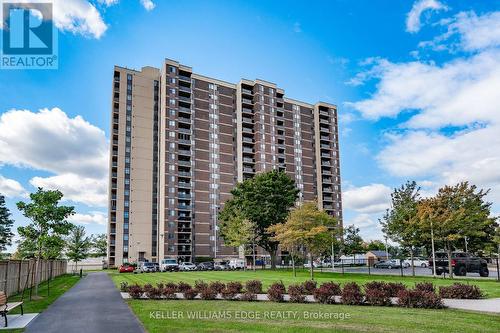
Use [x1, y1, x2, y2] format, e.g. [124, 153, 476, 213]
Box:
[179, 74, 191, 82]
[321, 160, 331, 166]
[178, 192, 191, 199]
[179, 139, 191, 145]
[178, 116, 191, 124]
[320, 118, 330, 125]
[242, 108, 253, 114]
[320, 135, 330, 141]
[179, 96, 191, 103]
[322, 177, 333, 184]
[242, 147, 254, 154]
[178, 171, 191, 177]
[179, 86, 191, 93]
[243, 157, 254, 163]
[179, 106, 191, 113]
[242, 137, 254, 144]
[322, 170, 332, 176]
[320, 110, 329, 117]
[242, 117, 253, 125]
[242, 88, 253, 95]
[178, 160, 191, 167]
[320, 125, 330, 133]
[323, 196, 334, 202]
[178, 181, 191, 188]
[178, 204, 192, 210]
[243, 167, 255, 173]
[242, 127, 254, 134]
[321, 153, 331, 158]
[178, 128, 192, 134]
[178, 149, 191, 156]
[242, 98, 253, 105]
[321, 144, 331, 150]
[323, 187, 333, 193]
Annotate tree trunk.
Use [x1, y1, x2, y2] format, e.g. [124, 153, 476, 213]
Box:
[252, 241, 256, 272]
[270, 250, 277, 270]
[309, 252, 314, 280]
[447, 243, 453, 279]
[410, 247, 415, 277]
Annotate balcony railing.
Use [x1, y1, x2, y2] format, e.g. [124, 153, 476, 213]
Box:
[179, 74, 191, 82]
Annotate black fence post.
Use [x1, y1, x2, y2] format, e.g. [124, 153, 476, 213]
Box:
[496, 257, 499, 282]
[341, 260, 344, 275]
[400, 260, 404, 277]
[368, 261, 371, 275]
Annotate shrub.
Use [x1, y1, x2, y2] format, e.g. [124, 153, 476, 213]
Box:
[145, 287, 162, 299]
[341, 282, 364, 305]
[267, 282, 286, 302]
[128, 284, 143, 299]
[288, 284, 306, 303]
[120, 281, 129, 292]
[246, 280, 263, 294]
[438, 283, 483, 299]
[183, 288, 197, 300]
[302, 280, 317, 294]
[165, 282, 178, 291]
[209, 281, 226, 294]
[226, 281, 243, 294]
[199, 286, 218, 300]
[415, 282, 435, 293]
[397, 289, 444, 309]
[383, 282, 407, 297]
[221, 287, 238, 300]
[240, 292, 257, 302]
[162, 286, 177, 300]
[364, 282, 391, 306]
[177, 282, 192, 292]
[313, 282, 341, 304]
[194, 280, 208, 292]
[143, 283, 154, 294]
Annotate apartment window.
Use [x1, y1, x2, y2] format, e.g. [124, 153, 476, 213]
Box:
[169, 66, 176, 73]
[169, 109, 175, 116]
[169, 99, 176, 106]
[169, 210, 175, 216]
[127, 74, 132, 80]
[124, 212, 129, 218]
[169, 78, 176, 84]
[169, 88, 176, 95]
[169, 120, 175, 127]
[168, 246, 174, 252]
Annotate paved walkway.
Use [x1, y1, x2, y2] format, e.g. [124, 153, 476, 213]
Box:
[443, 298, 500, 313]
[25, 272, 145, 333]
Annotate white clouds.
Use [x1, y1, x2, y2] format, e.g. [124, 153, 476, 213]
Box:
[140, 0, 155, 11]
[348, 49, 500, 128]
[0, 175, 26, 198]
[406, 0, 447, 33]
[68, 212, 107, 226]
[0, 108, 108, 207]
[30, 173, 107, 207]
[421, 11, 500, 52]
[0, 108, 108, 179]
[343, 184, 392, 214]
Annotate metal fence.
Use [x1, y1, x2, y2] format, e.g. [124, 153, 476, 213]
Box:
[0, 259, 67, 297]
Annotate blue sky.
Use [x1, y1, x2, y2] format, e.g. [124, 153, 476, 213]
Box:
[0, 0, 499, 251]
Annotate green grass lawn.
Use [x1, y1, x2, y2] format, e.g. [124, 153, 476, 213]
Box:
[109, 269, 500, 298]
[128, 299, 500, 333]
[4, 274, 81, 333]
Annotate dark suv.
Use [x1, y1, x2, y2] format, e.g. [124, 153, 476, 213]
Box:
[197, 262, 214, 271]
[429, 252, 489, 277]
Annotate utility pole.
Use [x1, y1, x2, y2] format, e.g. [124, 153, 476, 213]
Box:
[464, 236, 468, 253]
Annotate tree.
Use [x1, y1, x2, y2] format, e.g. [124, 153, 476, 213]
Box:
[17, 188, 75, 296]
[380, 181, 424, 276]
[343, 225, 364, 256]
[417, 182, 497, 278]
[268, 201, 338, 279]
[0, 194, 14, 252]
[66, 226, 91, 272]
[219, 201, 258, 270]
[91, 234, 107, 258]
[221, 170, 299, 269]
[364, 240, 386, 251]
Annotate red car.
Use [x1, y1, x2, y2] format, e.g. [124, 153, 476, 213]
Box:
[119, 264, 135, 273]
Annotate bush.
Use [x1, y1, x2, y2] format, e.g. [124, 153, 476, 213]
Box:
[267, 282, 286, 302]
[288, 284, 306, 303]
[120, 281, 129, 292]
[128, 284, 143, 299]
[364, 282, 391, 306]
[341, 282, 364, 305]
[199, 286, 218, 300]
[246, 280, 263, 294]
[313, 282, 341, 304]
[177, 282, 192, 292]
[143, 283, 154, 294]
[194, 280, 208, 292]
[162, 286, 177, 300]
[383, 282, 407, 297]
[165, 282, 178, 292]
[438, 283, 483, 299]
[209, 281, 226, 294]
[415, 282, 435, 293]
[145, 287, 162, 299]
[226, 281, 243, 294]
[302, 280, 317, 294]
[221, 287, 238, 300]
[240, 292, 257, 302]
[397, 289, 444, 309]
[183, 288, 197, 300]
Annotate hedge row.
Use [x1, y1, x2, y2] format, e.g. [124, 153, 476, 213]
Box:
[120, 280, 482, 309]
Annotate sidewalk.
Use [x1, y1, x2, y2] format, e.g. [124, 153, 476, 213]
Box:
[25, 272, 145, 333]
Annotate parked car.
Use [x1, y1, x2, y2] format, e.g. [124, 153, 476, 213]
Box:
[429, 252, 489, 277]
[374, 259, 402, 269]
[179, 262, 197, 271]
[119, 264, 135, 273]
[303, 261, 322, 268]
[197, 261, 214, 271]
[228, 259, 246, 270]
[160, 258, 179, 272]
[139, 262, 158, 273]
[403, 257, 428, 268]
[214, 261, 229, 270]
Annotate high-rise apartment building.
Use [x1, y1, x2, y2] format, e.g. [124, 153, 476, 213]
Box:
[108, 59, 342, 267]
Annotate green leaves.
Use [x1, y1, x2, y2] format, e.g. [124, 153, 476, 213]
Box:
[66, 225, 92, 263]
[0, 194, 14, 252]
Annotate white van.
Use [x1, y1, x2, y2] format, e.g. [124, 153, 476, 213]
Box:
[228, 258, 245, 270]
[160, 258, 179, 272]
